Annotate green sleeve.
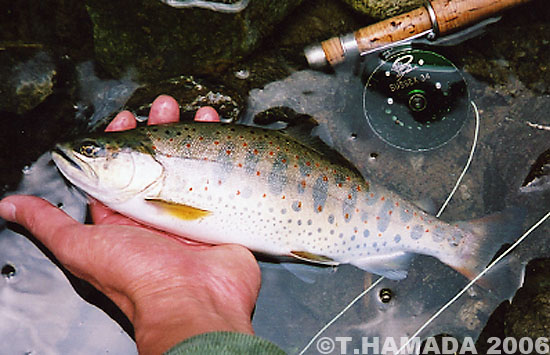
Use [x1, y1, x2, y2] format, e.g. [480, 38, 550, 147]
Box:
[164, 331, 286, 355]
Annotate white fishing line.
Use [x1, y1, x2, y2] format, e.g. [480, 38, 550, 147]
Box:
[398, 210, 550, 354]
[298, 276, 384, 355]
[436, 101, 480, 218]
[298, 101, 481, 355]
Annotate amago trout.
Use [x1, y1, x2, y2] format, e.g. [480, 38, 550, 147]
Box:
[52, 122, 519, 280]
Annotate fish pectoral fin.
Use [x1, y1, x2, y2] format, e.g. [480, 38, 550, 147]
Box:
[352, 252, 414, 280]
[290, 251, 339, 266]
[145, 198, 211, 220]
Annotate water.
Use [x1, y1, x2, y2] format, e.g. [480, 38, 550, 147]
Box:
[1, 2, 550, 353]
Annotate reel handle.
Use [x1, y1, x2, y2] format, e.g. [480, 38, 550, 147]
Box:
[305, 0, 532, 68]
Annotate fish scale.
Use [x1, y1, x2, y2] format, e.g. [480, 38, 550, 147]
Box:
[52, 122, 520, 280]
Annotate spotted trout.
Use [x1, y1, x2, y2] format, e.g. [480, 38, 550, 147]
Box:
[52, 122, 519, 280]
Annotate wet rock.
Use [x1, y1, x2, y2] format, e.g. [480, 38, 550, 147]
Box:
[84, 0, 304, 82]
[124, 75, 243, 123]
[504, 259, 550, 338]
[0, 50, 56, 115]
[339, 0, 423, 19]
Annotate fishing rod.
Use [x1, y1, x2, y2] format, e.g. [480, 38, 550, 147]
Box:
[305, 0, 533, 69]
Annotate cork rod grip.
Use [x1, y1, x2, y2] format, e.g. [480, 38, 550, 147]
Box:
[321, 6, 431, 66]
[318, 0, 531, 66]
[431, 0, 532, 34]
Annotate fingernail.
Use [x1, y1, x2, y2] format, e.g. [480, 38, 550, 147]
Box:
[0, 201, 16, 222]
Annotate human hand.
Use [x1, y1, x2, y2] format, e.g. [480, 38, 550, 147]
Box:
[0, 95, 261, 355]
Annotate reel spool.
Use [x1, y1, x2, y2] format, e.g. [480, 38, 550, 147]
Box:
[362, 46, 471, 151]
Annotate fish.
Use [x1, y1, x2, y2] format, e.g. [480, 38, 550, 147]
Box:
[51, 122, 520, 280]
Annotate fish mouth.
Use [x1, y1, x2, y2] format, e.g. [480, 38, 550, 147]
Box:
[51, 144, 98, 185]
[52, 145, 83, 172]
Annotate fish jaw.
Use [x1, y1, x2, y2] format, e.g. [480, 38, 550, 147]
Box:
[52, 144, 165, 205]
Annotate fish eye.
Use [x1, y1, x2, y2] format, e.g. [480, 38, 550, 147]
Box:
[79, 141, 103, 157]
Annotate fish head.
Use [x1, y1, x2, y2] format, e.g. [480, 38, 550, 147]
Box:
[52, 133, 163, 203]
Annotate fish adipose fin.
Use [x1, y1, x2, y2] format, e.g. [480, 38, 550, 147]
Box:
[145, 198, 211, 220]
[448, 208, 526, 287]
[290, 251, 339, 266]
[352, 252, 415, 280]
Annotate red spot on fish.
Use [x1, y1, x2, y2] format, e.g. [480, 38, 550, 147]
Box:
[315, 163, 320, 168]
[236, 190, 241, 195]
[186, 143, 191, 148]
[395, 202, 399, 207]
[346, 176, 351, 181]
[226, 150, 231, 155]
[166, 154, 172, 158]
[337, 183, 343, 188]
[420, 216, 424, 221]
[269, 152, 274, 156]
[262, 194, 266, 198]
[306, 161, 311, 166]
[318, 205, 323, 212]
[345, 213, 349, 219]
[214, 141, 219, 145]
[306, 173, 311, 177]
[370, 193, 374, 198]
[189, 187, 193, 191]
[227, 136, 232, 139]
[256, 171, 261, 176]
[376, 216, 380, 220]
[218, 180, 222, 185]
[294, 164, 298, 168]
[356, 185, 362, 192]
[323, 176, 328, 182]
[298, 201, 302, 208]
[204, 187, 208, 191]
[295, 155, 300, 159]
[301, 180, 306, 188]
[414, 212, 417, 217]
[199, 137, 204, 141]
[169, 138, 173, 142]
[268, 141, 273, 145]
[253, 149, 259, 155]
[282, 195, 286, 200]
[405, 209, 409, 213]
[406, 226, 410, 230]
[381, 197, 385, 201]
[238, 163, 243, 168]
[242, 142, 247, 147]
[282, 159, 287, 163]
[378, 233, 382, 237]
[347, 194, 352, 200]
[425, 229, 430, 233]
[388, 210, 393, 215]
[355, 208, 359, 213]
[152, 145, 157, 150]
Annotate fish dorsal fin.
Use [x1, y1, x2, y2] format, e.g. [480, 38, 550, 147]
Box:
[257, 110, 362, 175]
[352, 252, 414, 280]
[145, 198, 211, 220]
[290, 251, 339, 266]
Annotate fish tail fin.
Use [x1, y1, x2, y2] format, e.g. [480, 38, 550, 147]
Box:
[449, 208, 526, 289]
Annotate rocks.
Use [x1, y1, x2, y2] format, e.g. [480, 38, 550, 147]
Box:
[84, 0, 304, 82]
[0, 50, 56, 114]
[339, 0, 423, 19]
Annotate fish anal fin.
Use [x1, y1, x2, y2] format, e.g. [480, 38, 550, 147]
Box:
[290, 251, 339, 266]
[146, 198, 211, 220]
[352, 252, 414, 280]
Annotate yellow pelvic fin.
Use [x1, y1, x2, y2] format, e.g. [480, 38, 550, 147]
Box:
[146, 198, 211, 220]
[290, 251, 339, 266]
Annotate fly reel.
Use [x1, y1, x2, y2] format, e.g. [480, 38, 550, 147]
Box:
[362, 46, 471, 151]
